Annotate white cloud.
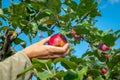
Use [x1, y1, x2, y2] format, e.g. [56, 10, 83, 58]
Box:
[108, 0, 120, 4]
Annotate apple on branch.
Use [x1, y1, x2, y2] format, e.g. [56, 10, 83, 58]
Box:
[71, 29, 82, 39]
[101, 67, 108, 74]
[105, 54, 109, 60]
[98, 43, 110, 51]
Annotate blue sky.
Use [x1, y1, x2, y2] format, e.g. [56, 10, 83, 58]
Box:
[97, 0, 120, 31]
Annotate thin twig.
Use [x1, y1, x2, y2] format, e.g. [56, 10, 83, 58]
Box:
[45, 63, 53, 75]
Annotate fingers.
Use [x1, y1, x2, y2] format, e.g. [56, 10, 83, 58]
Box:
[37, 43, 70, 59]
[38, 49, 70, 59]
[63, 43, 70, 52]
[48, 43, 69, 53]
[38, 55, 62, 59]
[63, 48, 70, 56]
[39, 36, 51, 45]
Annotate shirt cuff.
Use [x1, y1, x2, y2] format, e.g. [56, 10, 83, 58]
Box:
[16, 51, 32, 66]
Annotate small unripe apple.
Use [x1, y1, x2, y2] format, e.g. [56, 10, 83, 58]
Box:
[101, 67, 108, 74]
[98, 43, 110, 51]
[105, 54, 109, 60]
[71, 29, 81, 39]
[48, 33, 67, 47]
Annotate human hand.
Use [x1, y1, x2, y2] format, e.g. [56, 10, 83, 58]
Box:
[22, 37, 69, 59]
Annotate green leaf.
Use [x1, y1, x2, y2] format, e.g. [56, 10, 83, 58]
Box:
[70, 56, 83, 64]
[102, 29, 113, 36]
[37, 72, 52, 80]
[86, 76, 94, 80]
[60, 29, 71, 35]
[31, 22, 38, 38]
[31, 1, 46, 10]
[64, 69, 78, 80]
[87, 69, 101, 78]
[16, 64, 38, 79]
[2, 8, 10, 14]
[95, 75, 104, 80]
[77, 67, 88, 79]
[39, 26, 48, 31]
[81, 21, 93, 27]
[47, 0, 61, 14]
[82, 51, 91, 58]
[0, 26, 9, 31]
[31, 0, 47, 3]
[44, 9, 53, 15]
[59, 14, 70, 22]
[14, 38, 24, 44]
[32, 58, 52, 71]
[20, 42, 26, 48]
[102, 34, 117, 46]
[0, 14, 8, 20]
[55, 71, 67, 78]
[48, 29, 54, 36]
[114, 30, 120, 35]
[74, 26, 90, 35]
[0, 21, 2, 25]
[32, 58, 51, 64]
[37, 17, 50, 25]
[76, 0, 101, 23]
[108, 54, 120, 70]
[54, 58, 77, 70]
[0, 0, 1, 8]
[14, 38, 26, 48]
[0, 8, 3, 14]
[37, 16, 56, 26]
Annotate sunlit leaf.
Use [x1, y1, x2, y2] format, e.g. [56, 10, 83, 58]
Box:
[38, 72, 52, 80]
[54, 58, 77, 70]
[77, 67, 88, 79]
[0, 8, 3, 14]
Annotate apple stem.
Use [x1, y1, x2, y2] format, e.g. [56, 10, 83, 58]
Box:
[81, 36, 91, 44]
[106, 59, 109, 64]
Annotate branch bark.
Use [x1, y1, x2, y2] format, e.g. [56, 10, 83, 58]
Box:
[0, 29, 17, 60]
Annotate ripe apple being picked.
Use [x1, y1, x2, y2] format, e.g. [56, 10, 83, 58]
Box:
[48, 33, 67, 47]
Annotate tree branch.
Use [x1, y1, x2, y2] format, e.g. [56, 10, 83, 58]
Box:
[0, 29, 17, 60]
[80, 13, 89, 23]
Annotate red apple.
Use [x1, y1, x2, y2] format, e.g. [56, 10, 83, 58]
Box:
[101, 67, 108, 74]
[48, 33, 67, 47]
[71, 29, 81, 39]
[105, 54, 109, 60]
[98, 43, 110, 51]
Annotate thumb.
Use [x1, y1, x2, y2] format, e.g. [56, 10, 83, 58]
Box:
[39, 36, 51, 45]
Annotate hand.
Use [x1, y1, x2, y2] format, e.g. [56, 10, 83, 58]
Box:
[22, 37, 70, 59]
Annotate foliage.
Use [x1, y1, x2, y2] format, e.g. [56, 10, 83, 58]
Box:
[0, 0, 120, 80]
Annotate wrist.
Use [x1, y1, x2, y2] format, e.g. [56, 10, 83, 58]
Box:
[22, 48, 32, 59]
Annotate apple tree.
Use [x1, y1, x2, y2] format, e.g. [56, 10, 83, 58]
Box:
[0, 0, 120, 80]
